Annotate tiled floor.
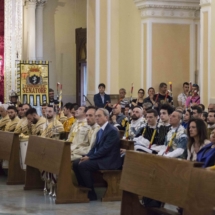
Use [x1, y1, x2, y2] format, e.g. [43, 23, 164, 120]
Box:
[0, 176, 120, 215]
[0, 176, 177, 215]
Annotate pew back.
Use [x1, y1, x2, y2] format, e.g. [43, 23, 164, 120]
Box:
[0, 131, 25, 185]
[24, 136, 89, 204]
[25, 136, 66, 174]
[120, 151, 215, 215]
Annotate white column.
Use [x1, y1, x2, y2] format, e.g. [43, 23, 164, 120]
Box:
[36, 1, 46, 60]
[26, 0, 37, 60]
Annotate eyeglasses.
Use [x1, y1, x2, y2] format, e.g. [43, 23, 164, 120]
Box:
[138, 92, 144, 94]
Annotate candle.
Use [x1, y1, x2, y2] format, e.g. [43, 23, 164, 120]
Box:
[169, 81, 172, 91]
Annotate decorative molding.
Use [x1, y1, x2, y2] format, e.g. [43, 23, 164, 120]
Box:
[25, 0, 37, 2]
[4, 0, 23, 103]
[134, 0, 200, 19]
[36, 0, 47, 6]
[200, 0, 211, 7]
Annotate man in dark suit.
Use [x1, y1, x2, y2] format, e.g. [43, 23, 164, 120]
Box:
[93, 83, 111, 112]
[73, 108, 122, 200]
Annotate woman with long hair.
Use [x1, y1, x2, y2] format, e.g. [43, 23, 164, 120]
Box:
[131, 88, 145, 108]
[197, 128, 215, 168]
[182, 109, 192, 129]
[187, 118, 210, 161]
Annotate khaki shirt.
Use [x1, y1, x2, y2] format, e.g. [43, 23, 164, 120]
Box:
[5, 116, 20, 132]
[31, 117, 47, 136]
[41, 118, 64, 138]
[71, 123, 100, 161]
[14, 117, 29, 135]
[0, 115, 10, 131]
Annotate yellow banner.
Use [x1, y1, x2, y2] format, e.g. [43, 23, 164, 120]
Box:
[17, 61, 49, 106]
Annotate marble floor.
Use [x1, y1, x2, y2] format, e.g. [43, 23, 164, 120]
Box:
[0, 176, 177, 215]
[0, 176, 120, 215]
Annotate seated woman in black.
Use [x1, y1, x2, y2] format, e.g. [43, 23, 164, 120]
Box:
[131, 88, 145, 108]
[197, 128, 215, 168]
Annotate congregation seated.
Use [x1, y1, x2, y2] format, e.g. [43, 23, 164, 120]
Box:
[131, 88, 145, 108]
[54, 101, 67, 124]
[109, 104, 128, 131]
[118, 88, 129, 109]
[93, 83, 111, 112]
[142, 102, 153, 119]
[197, 128, 215, 168]
[14, 103, 31, 135]
[187, 118, 210, 161]
[26, 108, 46, 136]
[186, 84, 200, 108]
[124, 106, 145, 140]
[0, 104, 10, 131]
[177, 82, 189, 108]
[5, 106, 20, 132]
[134, 105, 173, 152]
[68, 106, 99, 161]
[62, 102, 76, 133]
[73, 108, 122, 200]
[2, 80, 215, 208]
[41, 105, 64, 138]
[182, 109, 192, 129]
[143, 87, 157, 107]
[41, 103, 48, 119]
[154, 111, 188, 159]
[153, 83, 173, 109]
[191, 105, 203, 119]
[207, 110, 215, 137]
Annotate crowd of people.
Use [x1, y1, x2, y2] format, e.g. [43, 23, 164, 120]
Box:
[0, 81, 215, 205]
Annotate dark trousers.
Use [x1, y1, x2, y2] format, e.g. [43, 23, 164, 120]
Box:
[73, 159, 99, 188]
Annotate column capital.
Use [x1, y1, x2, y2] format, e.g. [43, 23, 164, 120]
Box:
[200, 0, 211, 7]
[133, 0, 200, 19]
[25, 0, 37, 8]
[37, 0, 47, 7]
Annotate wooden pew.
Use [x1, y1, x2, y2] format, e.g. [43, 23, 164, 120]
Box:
[95, 139, 134, 202]
[0, 131, 25, 185]
[119, 130, 125, 139]
[24, 136, 89, 204]
[120, 151, 215, 215]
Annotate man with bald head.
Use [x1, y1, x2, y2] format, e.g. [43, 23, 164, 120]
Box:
[110, 104, 128, 130]
[73, 108, 121, 200]
[208, 104, 215, 112]
[0, 104, 10, 131]
[125, 106, 145, 139]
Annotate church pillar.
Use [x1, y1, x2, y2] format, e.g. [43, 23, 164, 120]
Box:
[210, 1, 215, 104]
[36, 0, 46, 60]
[87, 0, 119, 100]
[26, 0, 37, 60]
[134, 0, 200, 104]
[200, 0, 214, 106]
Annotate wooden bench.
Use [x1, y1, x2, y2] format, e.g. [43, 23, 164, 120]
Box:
[24, 136, 134, 203]
[0, 131, 25, 185]
[120, 151, 215, 215]
[24, 136, 89, 204]
[94, 139, 134, 202]
[119, 130, 125, 139]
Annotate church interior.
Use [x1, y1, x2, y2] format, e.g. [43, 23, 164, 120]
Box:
[0, 0, 215, 214]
